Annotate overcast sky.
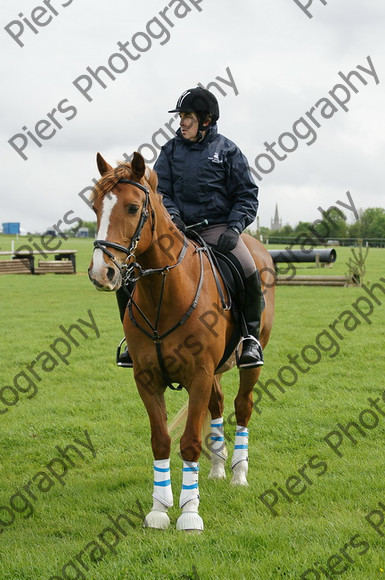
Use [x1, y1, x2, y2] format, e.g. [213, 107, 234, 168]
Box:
[1, 0, 384, 234]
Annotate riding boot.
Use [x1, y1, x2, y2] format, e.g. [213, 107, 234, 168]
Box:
[237, 271, 264, 369]
[116, 284, 134, 368]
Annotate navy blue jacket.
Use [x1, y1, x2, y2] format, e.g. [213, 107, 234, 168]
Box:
[154, 125, 259, 233]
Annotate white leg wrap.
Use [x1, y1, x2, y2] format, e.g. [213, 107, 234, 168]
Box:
[231, 425, 249, 468]
[177, 461, 203, 531]
[152, 458, 173, 508]
[143, 459, 173, 529]
[207, 417, 227, 479]
[179, 461, 199, 508]
[231, 426, 249, 486]
[208, 417, 228, 460]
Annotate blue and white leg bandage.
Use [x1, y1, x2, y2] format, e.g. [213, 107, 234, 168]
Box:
[153, 459, 173, 508]
[180, 461, 199, 509]
[209, 417, 227, 459]
[231, 425, 249, 469]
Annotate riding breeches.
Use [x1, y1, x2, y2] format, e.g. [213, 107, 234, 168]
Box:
[197, 224, 257, 279]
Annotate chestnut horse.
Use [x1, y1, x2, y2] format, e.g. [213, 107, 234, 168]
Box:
[88, 152, 275, 531]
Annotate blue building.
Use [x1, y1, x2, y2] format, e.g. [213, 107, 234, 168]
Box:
[2, 222, 20, 234]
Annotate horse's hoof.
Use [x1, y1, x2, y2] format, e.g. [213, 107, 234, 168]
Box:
[208, 455, 227, 479]
[208, 465, 226, 479]
[231, 461, 249, 486]
[176, 512, 204, 532]
[231, 474, 249, 486]
[143, 510, 170, 529]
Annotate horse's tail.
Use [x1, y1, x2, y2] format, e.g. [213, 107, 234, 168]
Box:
[168, 402, 188, 447]
[168, 403, 212, 459]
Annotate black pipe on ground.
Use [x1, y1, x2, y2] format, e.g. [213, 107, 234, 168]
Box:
[268, 248, 337, 263]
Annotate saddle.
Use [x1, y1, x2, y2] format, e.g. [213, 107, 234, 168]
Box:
[212, 250, 248, 371]
[186, 230, 248, 372]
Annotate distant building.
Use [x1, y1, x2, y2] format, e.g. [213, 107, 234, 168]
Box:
[44, 229, 57, 238]
[2, 222, 20, 234]
[270, 204, 282, 231]
[76, 227, 89, 238]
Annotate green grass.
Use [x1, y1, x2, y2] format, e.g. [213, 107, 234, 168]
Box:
[0, 234, 385, 579]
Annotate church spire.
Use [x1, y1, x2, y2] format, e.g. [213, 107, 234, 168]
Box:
[271, 203, 282, 231]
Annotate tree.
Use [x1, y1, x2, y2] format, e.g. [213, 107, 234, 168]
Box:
[280, 224, 294, 236]
[294, 221, 313, 235]
[320, 207, 348, 238]
[368, 213, 385, 238]
[347, 207, 385, 239]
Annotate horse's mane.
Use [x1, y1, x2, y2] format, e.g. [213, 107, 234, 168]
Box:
[91, 161, 159, 203]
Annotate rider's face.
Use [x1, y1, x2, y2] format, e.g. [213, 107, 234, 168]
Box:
[179, 112, 199, 141]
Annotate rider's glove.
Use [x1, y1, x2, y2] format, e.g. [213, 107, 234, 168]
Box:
[217, 227, 240, 253]
[171, 215, 187, 232]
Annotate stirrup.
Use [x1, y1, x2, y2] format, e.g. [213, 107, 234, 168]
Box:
[116, 337, 133, 368]
[236, 336, 264, 369]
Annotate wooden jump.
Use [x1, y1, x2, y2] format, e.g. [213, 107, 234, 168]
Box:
[276, 275, 358, 287]
[0, 250, 77, 274]
[0, 258, 34, 274]
[35, 260, 75, 274]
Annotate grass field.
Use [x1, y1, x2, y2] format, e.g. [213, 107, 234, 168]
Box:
[0, 234, 384, 580]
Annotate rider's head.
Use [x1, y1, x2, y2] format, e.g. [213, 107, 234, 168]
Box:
[168, 87, 219, 142]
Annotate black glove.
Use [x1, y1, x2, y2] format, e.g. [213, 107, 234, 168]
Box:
[217, 227, 240, 253]
[172, 215, 186, 232]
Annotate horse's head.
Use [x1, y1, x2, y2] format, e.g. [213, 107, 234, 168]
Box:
[88, 152, 156, 291]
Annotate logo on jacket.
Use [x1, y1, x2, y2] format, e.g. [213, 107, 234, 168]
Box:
[208, 151, 223, 164]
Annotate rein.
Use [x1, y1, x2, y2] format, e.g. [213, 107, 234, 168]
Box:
[93, 177, 205, 391]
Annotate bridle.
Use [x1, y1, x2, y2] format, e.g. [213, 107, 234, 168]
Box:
[93, 178, 191, 285]
[93, 178, 152, 274]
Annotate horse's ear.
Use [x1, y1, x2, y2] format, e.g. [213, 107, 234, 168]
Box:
[96, 153, 112, 176]
[131, 151, 146, 180]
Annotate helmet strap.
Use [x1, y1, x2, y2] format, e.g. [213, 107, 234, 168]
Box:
[196, 113, 213, 140]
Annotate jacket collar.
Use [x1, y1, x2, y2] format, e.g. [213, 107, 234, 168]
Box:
[176, 124, 218, 146]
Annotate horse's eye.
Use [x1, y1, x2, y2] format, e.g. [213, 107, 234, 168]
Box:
[128, 204, 139, 215]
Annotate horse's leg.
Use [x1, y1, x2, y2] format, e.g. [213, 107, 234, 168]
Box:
[136, 377, 173, 529]
[231, 367, 261, 486]
[176, 380, 212, 532]
[207, 376, 228, 480]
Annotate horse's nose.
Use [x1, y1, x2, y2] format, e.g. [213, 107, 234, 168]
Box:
[88, 261, 120, 291]
[88, 270, 104, 288]
[107, 267, 116, 282]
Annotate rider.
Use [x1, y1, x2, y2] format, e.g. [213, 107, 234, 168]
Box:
[117, 87, 264, 369]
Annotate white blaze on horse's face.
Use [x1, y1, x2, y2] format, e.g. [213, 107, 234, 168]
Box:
[94, 192, 117, 269]
[89, 192, 121, 291]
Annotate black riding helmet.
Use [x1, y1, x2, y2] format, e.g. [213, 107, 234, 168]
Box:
[168, 87, 220, 134]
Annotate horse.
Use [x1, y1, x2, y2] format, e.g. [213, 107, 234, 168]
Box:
[88, 151, 275, 532]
